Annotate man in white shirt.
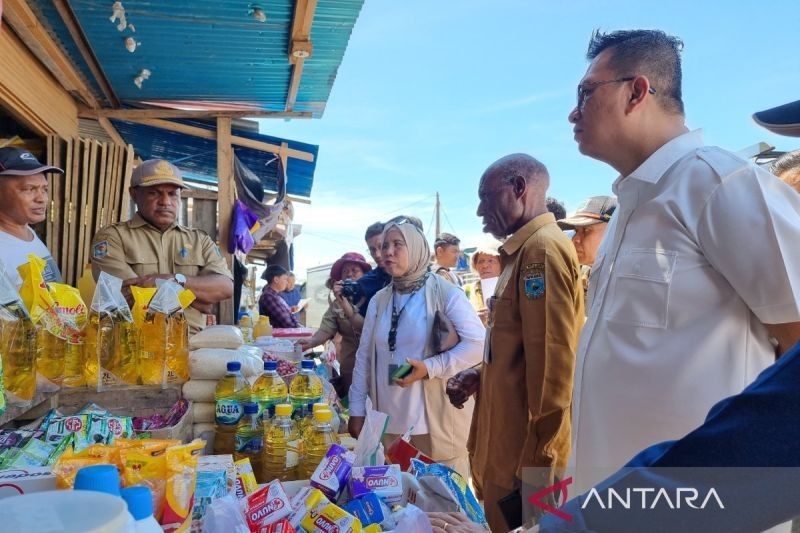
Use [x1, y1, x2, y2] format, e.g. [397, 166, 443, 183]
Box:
[0, 147, 64, 286]
[567, 29, 800, 492]
[432, 232, 463, 286]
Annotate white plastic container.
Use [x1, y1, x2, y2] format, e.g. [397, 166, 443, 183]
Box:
[122, 486, 162, 533]
[0, 490, 133, 532]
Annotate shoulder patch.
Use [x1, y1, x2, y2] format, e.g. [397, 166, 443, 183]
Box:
[523, 263, 545, 299]
[93, 240, 108, 259]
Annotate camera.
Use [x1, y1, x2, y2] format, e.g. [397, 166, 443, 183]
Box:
[341, 279, 363, 302]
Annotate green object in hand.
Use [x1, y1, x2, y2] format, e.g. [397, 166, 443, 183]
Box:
[391, 363, 413, 380]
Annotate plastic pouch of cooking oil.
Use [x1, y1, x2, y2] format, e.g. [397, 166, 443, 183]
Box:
[148, 281, 195, 388]
[0, 261, 36, 408]
[44, 283, 88, 389]
[85, 272, 136, 391]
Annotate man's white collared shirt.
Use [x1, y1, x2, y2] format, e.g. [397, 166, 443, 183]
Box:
[571, 130, 800, 490]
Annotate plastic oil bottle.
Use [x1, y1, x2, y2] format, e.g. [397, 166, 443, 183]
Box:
[300, 402, 331, 440]
[252, 315, 272, 340]
[262, 403, 301, 482]
[251, 360, 288, 422]
[298, 408, 339, 479]
[214, 361, 252, 455]
[239, 315, 253, 344]
[234, 402, 266, 483]
[289, 359, 324, 421]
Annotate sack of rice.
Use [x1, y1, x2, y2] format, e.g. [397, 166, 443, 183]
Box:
[189, 325, 243, 350]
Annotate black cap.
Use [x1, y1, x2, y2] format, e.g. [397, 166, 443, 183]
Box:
[752, 100, 800, 137]
[0, 147, 64, 176]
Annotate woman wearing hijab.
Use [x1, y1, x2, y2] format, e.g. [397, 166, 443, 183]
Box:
[299, 252, 372, 398]
[348, 217, 484, 478]
[464, 241, 502, 326]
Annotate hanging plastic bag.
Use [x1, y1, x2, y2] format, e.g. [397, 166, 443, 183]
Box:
[0, 260, 36, 408]
[228, 199, 260, 255]
[146, 280, 194, 387]
[18, 255, 61, 392]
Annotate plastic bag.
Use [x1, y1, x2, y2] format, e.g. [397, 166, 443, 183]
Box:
[392, 504, 434, 533]
[352, 403, 389, 467]
[202, 494, 249, 533]
[162, 439, 205, 532]
[48, 283, 88, 388]
[141, 281, 194, 387]
[0, 260, 36, 408]
[85, 272, 137, 390]
[18, 255, 61, 392]
[189, 325, 244, 350]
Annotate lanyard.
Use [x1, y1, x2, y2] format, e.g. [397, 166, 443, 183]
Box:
[388, 287, 420, 359]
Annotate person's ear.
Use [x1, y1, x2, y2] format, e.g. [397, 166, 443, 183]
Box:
[627, 76, 652, 111]
[512, 175, 527, 198]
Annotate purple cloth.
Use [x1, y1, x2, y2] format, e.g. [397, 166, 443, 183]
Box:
[229, 200, 260, 254]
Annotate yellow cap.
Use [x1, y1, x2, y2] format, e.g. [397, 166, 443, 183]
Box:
[312, 402, 328, 413]
[239, 316, 251, 326]
[258, 316, 270, 324]
[314, 409, 333, 422]
[275, 404, 292, 417]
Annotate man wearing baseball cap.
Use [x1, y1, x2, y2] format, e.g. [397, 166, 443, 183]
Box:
[91, 159, 233, 332]
[0, 147, 64, 287]
[557, 195, 617, 303]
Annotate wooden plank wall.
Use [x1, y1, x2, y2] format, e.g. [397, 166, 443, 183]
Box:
[45, 136, 134, 286]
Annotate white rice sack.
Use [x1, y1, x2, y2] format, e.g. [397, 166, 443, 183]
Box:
[194, 422, 215, 438]
[193, 402, 215, 424]
[182, 379, 217, 402]
[189, 325, 244, 350]
[189, 347, 264, 380]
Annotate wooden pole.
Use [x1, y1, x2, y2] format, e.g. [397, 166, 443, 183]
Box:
[217, 117, 235, 325]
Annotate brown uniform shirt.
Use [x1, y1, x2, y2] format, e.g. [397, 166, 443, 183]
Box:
[318, 299, 361, 382]
[468, 213, 584, 490]
[90, 213, 232, 332]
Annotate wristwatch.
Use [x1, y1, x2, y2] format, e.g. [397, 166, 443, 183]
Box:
[173, 273, 187, 287]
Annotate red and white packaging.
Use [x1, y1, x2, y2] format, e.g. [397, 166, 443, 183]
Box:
[385, 436, 434, 472]
[0, 468, 56, 499]
[245, 480, 292, 532]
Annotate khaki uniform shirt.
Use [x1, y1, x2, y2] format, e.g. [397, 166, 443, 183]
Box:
[468, 213, 584, 490]
[90, 213, 232, 332]
[318, 299, 361, 379]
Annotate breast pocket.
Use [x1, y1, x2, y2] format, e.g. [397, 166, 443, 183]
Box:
[606, 248, 677, 329]
[174, 252, 204, 277]
[124, 248, 159, 278]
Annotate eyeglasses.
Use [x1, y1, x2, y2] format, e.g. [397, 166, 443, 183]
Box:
[384, 216, 424, 233]
[576, 77, 656, 111]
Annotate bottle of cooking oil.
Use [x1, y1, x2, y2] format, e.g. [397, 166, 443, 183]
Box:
[139, 312, 166, 386]
[251, 361, 288, 421]
[298, 409, 339, 479]
[214, 361, 252, 455]
[239, 315, 253, 344]
[300, 402, 331, 440]
[288, 359, 324, 421]
[234, 402, 266, 483]
[36, 325, 65, 390]
[262, 403, 301, 482]
[83, 310, 115, 390]
[252, 315, 272, 340]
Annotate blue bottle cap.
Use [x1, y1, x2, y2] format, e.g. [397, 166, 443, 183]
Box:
[121, 485, 154, 521]
[74, 464, 121, 496]
[227, 361, 242, 372]
[265, 360, 278, 371]
[301, 359, 315, 370]
[243, 402, 259, 414]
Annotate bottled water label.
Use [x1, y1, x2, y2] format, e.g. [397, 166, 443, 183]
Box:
[216, 400, 243, 425]
[235, 434, 264, 453]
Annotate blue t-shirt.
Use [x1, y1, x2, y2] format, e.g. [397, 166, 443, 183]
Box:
[356, 267, 391, 317]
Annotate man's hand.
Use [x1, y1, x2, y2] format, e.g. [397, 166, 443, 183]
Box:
[446, 368, 480, 408]
[348, 416, 365, 438]
[394, 358, 429, 387]
[332, 280, 344, 298]
[428, 512, 488, 532]
[336, 292, 356, 319]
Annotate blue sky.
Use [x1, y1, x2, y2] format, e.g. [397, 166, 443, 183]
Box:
[260, 0, 800, 278]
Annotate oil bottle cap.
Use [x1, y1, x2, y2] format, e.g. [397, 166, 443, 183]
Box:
[275, 404, 292, 417]
[314, 409, 333, 423]
[264, 360, 278, 371]
[312, 403, 328, 412]
[258, 316, 270, 324]
[243, 402, 258, 415]
[239, 316, 252, 326]
[226, 361, 242, 372]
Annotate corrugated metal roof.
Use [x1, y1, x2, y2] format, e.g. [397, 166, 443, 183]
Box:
[111, 119, 319, 198]
[27, 0, 365, 117]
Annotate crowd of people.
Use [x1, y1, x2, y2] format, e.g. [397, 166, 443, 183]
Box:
[3, 24, 800, 533]
[259, 28, 800, 533]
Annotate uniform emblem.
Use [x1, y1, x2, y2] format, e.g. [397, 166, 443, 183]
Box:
[179, 247, 189, 258]
[523, 263, 546, 299]
[93, 240, 108, 259]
